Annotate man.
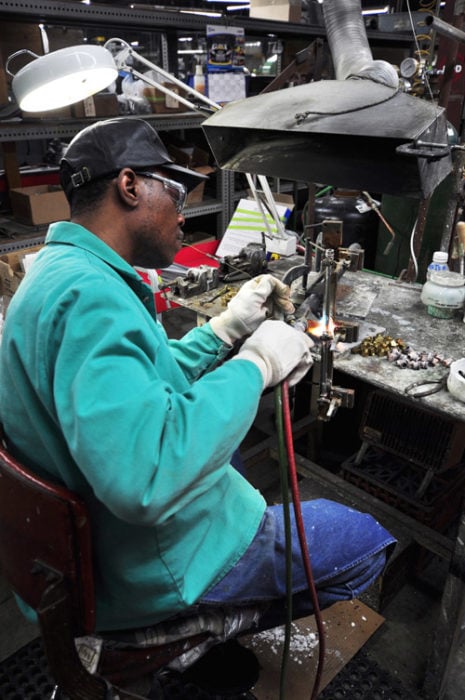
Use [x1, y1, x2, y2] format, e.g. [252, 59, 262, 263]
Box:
[0, 118, 395, 639]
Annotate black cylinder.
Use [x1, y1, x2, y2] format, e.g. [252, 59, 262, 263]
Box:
[314, 189, 379, 269]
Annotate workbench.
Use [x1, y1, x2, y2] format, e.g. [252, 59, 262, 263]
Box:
[169, 263, 465, 419]
[168, 262, 465, 699]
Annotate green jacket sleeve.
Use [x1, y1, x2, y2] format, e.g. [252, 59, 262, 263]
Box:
[49, 275, 264, 525]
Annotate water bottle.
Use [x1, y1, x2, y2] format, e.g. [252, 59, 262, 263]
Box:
[427, 251, 449, 279]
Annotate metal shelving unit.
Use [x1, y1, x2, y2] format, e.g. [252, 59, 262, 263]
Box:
[0, 0, 413, 45]
[0, 0, 414, 243]
[0, 112, 228, 240]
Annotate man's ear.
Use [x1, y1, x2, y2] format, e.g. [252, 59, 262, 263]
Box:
[116, 168, 140, 208]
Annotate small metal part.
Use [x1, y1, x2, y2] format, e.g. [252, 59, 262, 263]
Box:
[204, 286, 231, 304]
[172, 265, 219, 298]
[333, 320, 359, 343]
[338, 246, 365, 271]
[352, 333, 455, 378]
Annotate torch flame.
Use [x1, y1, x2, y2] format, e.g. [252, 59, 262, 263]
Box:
[307, 316, 336, 338]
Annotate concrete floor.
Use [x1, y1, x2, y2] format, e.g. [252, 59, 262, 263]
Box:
[0, 304, 462, 699]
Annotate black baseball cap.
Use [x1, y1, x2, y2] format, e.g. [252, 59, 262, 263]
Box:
[60, 117, 208, 200]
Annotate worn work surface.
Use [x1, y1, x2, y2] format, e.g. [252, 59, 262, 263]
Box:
[331, 270, 465, 421]
[241, 599, 384, 699]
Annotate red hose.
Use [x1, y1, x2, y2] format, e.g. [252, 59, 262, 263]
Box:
[282, 380, 325, 700]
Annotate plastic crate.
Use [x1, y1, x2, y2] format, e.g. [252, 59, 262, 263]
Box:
[358, 390, 465, 472]
[342, 445, 465, 530]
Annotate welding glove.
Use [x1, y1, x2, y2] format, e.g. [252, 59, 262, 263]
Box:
[210, 274, 295, 345]
[232, 319, 314, 389]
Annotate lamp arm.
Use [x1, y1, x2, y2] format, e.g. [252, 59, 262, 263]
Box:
[104, 38, 220, 113]
[5, 49, 40, 78]
[127, 66, 207, 113]
[128, 48, 221, 112]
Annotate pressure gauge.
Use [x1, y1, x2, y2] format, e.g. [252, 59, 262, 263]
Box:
[400, 57, 419, 80]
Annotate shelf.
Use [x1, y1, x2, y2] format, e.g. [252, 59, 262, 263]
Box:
[0, 0, 413, 46]
[0, 194, 226, 253]
[184, 199, 224, 220]
[0, 113, 207, 143]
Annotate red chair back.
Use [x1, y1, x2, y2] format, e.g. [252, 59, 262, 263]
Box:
[0, 436, 96, 636]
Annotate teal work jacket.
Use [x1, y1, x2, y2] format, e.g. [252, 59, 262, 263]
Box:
[0, 221, 266, 631]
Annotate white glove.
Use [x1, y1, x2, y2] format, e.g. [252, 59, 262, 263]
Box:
[210, 274, 294, 345]
[232, 319, 314, 389]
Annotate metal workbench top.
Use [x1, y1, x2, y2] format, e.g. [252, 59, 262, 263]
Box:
[328, 269, 465, 422]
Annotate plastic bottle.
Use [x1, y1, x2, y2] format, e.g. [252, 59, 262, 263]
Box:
[193, 64, 205, 95]
[427, 251, 449, 279]
[421, 270, 465, 319]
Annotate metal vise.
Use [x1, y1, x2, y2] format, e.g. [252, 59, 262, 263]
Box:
[172, 265, 220, 298]
[220, 242, 268, 282]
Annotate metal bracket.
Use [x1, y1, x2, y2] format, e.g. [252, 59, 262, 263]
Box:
[396, 141, 450, 161]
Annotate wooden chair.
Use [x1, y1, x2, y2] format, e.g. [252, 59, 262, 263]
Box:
[0, 436, 216, 699]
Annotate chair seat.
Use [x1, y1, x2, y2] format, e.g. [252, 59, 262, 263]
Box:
[78, 604, 263, 684]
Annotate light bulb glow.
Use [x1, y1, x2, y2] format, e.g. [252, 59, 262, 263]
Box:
[12, 45, 117, 112]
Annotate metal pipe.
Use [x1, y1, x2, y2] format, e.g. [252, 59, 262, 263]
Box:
[321, 249, 337, 328]
[425, 14, 465, 46]
[321, 0, 398, 88]
[319, 333, 333, 398]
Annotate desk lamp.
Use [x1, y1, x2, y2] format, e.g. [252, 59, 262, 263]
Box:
[7, 38, 219, 114]
[6, 45, 118, 113]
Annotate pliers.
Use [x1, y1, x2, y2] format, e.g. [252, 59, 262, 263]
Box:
[404, 374, 448, 398]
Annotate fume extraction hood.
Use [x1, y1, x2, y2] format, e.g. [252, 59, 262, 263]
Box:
[202, 0, 452, 199]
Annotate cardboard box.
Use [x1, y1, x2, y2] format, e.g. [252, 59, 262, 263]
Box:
[187, 165, 216, 205]
[143, 83, 186, 114]
[10, 185, 70, 226]
[167, 144, 210, 169]
[72, 93, 119, 118]
[249, 0, 301, 23]
[21, 106, 73, 120]
[0, 245, 43, 302]
[165, 142, 215, 204]
[0, 21, 44, 107]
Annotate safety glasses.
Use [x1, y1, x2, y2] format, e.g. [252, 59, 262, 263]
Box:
[136, 171, 187, 213]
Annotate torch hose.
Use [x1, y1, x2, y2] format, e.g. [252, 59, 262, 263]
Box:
[274, 384, 293, 699]
[275, 380, 326, 700]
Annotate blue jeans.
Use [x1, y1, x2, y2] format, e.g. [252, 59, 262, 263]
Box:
[199, 500, 396, 629]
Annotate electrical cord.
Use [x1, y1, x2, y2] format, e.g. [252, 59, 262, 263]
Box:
[275, 380, 326, 700]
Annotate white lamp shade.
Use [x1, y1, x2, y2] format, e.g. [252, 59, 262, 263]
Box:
[12, 45, 118, 112]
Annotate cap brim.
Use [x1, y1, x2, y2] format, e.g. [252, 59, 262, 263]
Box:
[163, 162, 209, 192]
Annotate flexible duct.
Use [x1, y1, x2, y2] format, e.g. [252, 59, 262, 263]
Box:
[321, 0, 399, 88]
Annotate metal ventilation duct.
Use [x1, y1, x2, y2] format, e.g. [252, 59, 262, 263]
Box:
[202, 0, 452, 199]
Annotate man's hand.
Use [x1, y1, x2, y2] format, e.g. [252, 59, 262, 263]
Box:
[210, 274, 294, 345]
[232, 319, 314, 389]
